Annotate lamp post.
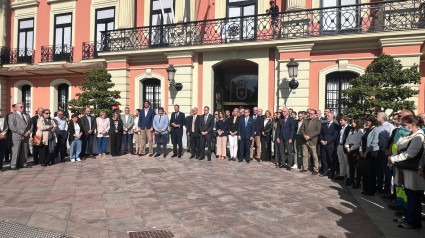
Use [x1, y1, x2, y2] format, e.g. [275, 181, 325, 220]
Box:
[286, 58, 299, 89]
[166, 64, 183, 91]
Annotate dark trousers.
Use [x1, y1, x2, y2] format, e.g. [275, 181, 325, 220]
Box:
[199, 133, 213, 158]
[273, 139, 280, 163]
[260, 135, 271, 161]
[239, 139, 251, 161]
[363, 151, 378, 194]
[405, 188, 423, 228]
[347, 150, 360, 183]
[278, 139, 293, 166]
[187, 134, 191, 153]
[39, 144, 54, 165]
[123, 134, 134, 154]
[110, 134, 122, 156]
[329, 148, 339, 177]
[211, 131, 217, 154]
[56, 130, 68, 162]
[155, 132, 168, 155]
[32, 141, 39, 164]
[171, 130, 183, 155]
[321, 146, 335, 175]
[82, 134, 95, 156]
[295, 135, 304, 167]
[0, 139, 5, 169]
[5, 136, 11, 162]
[190, 135, 199, 157]
[376, 150, 392, 191]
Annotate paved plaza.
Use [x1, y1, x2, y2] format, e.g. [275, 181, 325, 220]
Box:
[0, 152, 424, 238]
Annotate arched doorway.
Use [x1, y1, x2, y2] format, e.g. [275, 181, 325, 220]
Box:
[57, 83, 69, 111]
[325, 71, 359, 114]
[214, 60, 258, 112]
[142, 78, 161, 113]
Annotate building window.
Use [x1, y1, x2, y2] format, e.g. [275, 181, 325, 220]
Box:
[321, 0, 359, 33]
[150, 0, 175, 45]
[225, 0, 257, 41]
[58, 83, 69, 112]
[95, 7, 115, 46]
[54, 13, 72, 60]
[143, 78, 161, 114]
[325, 71, 359, 115]
[22, 85, 31, 114]
[17, 18, 34, 63]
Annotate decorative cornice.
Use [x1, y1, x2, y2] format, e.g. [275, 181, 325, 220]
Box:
[165, 52, 194, 59]
[11, 0, 40, 9]
[276, 42, 314, 53]
[380, 35, 425, 47]
[46, 0, 77, 4]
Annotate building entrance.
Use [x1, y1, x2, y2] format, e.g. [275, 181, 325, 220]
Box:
[213, 60, 258, 112]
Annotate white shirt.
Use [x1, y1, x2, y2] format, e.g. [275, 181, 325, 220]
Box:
[74, 123, 81, 136]
[86, 115, 92, 129]
[297, 120, 303, 135]
[55, 116, 68, 131]
[263, 118, 269, 127]
[144, 109, 148, 117]
[0, 119, 3, 131]
[339, 124, 348, 144]
[125, 114, 129, 124]
[17, 111, 27, 124]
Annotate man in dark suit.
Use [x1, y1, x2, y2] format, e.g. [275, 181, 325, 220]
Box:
[199, 106, 214, 161]
[276, 107, 296, 170]
[31, 107, 43, 165]
[81, 107, 96, 159]
[185, 111, 193, 153]
[187, 108, 200, 159]
[138, 101, 155, 156]
[250, 107, 264, 160]
[170, 105, 185, 158]
[238, 108, 254, 163]
[319, 112, 340, 178]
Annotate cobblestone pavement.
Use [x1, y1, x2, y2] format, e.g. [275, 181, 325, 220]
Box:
[0, 151, 418, 238]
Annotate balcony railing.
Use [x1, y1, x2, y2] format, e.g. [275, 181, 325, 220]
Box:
[100, 0, 425, 53]
[41, 44, 74, 63]
[82, 41, 103, 60]
[0, 47, 35, 64]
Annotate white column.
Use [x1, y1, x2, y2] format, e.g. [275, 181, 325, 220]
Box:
[258, 0, 269, 15]
[108, 68, 130, 108]
[287, 0, 306, 11]
[215, 0, 226, 19]
[0, 0, 7, 47]
[117, 0, 135, 28]
[175, 0, 186, 23]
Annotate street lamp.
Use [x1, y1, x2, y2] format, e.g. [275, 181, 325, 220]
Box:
[286, 58, 299, 89]
[166, 64, 183, 91]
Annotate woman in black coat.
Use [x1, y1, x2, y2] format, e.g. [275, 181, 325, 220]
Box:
[261, 110, 273, 162]
[110, 112, 124, 157]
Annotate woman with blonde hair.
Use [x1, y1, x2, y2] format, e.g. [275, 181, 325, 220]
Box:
[96, 111, 109, 157]
[133, 109, 142, 156]
[216, 111, 228, 160]
[226, 108, 240, 161]
[36, 109, 57, 166]
[261, 110, 273, 162]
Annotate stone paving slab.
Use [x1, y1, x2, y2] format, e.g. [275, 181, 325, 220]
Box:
[0, 152, 412, 238]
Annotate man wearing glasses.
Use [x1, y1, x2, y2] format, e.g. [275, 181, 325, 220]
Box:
[8, 103, 33, 170]
[54, 109, 68, 163]
[199, 106, 214, 161]
[299, 109, 322, 175]
[121, 107, 135, 155]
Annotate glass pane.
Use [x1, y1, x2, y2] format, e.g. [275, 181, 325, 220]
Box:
[107, 22, 114, 31]
[56, 14, 71, 24]
[341, 0, 357, 6]
[96, 23, 105, 43]
[229, 0, 250, 2]
[64, 27, 71, 45]
[97, 9, 114, 19]
[228, 7, 241, 17]
[243, 5, 255, 16]
[152, 0, 173, 10]
[26, 32, 33, 51]
[55, 28, 63, 46]
[19, 19, 34, 29]
[322, 0, 338, 7]
[18, 32, 26, 50]
[164, 12, 173, 24]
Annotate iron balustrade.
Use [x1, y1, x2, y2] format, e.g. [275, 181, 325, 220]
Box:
[41, 45, 74, 63]
[82, 41, 104, 60]
[0, 47, 34, 64]
[100, 0, 425, 52]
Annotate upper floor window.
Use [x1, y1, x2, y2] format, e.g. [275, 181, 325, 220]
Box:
[227, 0, 256, 18]
[54, 13, 72, 60]
[95, 7, 115, 44]
[17, 18, 34, 62]
[151, 0, 175, 26]
[321, 0, 359, 33]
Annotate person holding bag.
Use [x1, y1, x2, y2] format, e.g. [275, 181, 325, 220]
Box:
[36, 109, 57, 167]
[389, 115, 425, 229]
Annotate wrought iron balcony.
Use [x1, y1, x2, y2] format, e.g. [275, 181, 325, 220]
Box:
[100, 0, 425, 53]
[82, 41, 104, 60]
[0, 47, 35, 64]
[41, 44, 74, 63]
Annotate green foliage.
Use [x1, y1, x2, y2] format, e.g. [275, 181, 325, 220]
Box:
[69, 69, 121, 116]
[340, 55, 421, 119]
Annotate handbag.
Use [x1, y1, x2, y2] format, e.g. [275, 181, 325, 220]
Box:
[33, 135, 42, 146]
[394, 137, 424, 171]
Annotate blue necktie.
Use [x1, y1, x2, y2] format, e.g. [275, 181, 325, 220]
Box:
[245, 118, 248, 127]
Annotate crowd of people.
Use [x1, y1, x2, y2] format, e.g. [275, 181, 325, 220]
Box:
[0, 101, 424, 229]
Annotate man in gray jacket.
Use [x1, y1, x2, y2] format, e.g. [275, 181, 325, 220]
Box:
[121, 107, 134, 155]
[8, 103, 33, 170]
[299, 109, 322, 175]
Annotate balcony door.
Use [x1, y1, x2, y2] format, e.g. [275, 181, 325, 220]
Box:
[54, 13, 72, 61]
[95, 7, 115, 52]
[143, 78, 161, 114]
[17, 18, 34, 64]
[150, 0, 175, 46]
[321, 0, 359, 34]
[225, 0, 257, 42]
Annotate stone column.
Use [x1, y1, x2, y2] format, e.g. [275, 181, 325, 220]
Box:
[118, 0, 135, 28]
[215, 0, 226, 19]
[108, 68, 130, 108]
[287, 0, 306, 11]
[175, 0, 186, 23]
[0, 0, 7, 47]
